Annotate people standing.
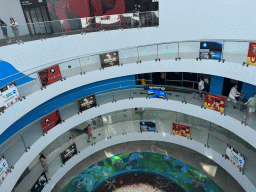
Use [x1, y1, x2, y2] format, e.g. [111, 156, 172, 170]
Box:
[10, 17, 22, 44]
[0, 18, 11, 44]
[193, 78, 204, 99]
[244, 94, 256, 120]
[228, 85, 241, 109]
[39, 154, 48, 172]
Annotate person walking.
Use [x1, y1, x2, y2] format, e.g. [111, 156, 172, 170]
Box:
[244, 94, 256, 120]
[39, 154, 48, 172]
[0, 18, 11, 44]
[86, 124, 96, 143]
[193, 78, 204, 99]
[10, 17, 22, 44]
[227, 85, 241, 109]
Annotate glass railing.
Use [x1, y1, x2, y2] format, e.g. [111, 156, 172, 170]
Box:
[11, 108, 256, 192]
[1, 85, 256, 190]
[0, 11, 159, 47]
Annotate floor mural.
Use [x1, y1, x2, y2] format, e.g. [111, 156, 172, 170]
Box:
[61, 152, 224, 192]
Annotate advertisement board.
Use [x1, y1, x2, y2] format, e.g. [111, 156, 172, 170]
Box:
[0, 155, 9, 185]
[246, 43, 256, 66]
[172, 123, 190, 138]
[148, 87, 166, 99]
[0, 82, 20, 112]
[40, 110, 61, 133]
[30, 172, 48, 192]
[77, 95, 97, 112]
[61, 143, 78, 164]
[38, 65, 62, 87]
[199, 42, 223, 60]
[140, 121, 156, 132]
[204, 94, 225, 113]
[225, 144, 245, 170]
[100, 51, 119, 68]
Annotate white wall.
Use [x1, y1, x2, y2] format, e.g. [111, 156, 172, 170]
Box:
[1, 99, 256, 192]
[1, 59, 256, 138]
[0, 0, 29, 39]
[0, 0, 256, 71]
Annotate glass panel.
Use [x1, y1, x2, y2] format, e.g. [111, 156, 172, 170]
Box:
[61, 18, 82, 36]
[210, 123, 229, 137]
[179, 42, 200, 59]
[177, 113, 194, 125]
[119, 48, 139, 64]
[124, 121, 139, 134]
[223, 42, 249, 64]
[113, 89, 131, 102]
[91, 127, 106, 144]
[80, 55, 101, 73]
[58, 101, 79, 121]
[59, 59, 81, 79]
[208, 135, 226, 155]
[244, 160, 256, 185]
[95, 92, 114, 106]
[194, 117, 210, 129]
[46, 155, 62, 179]
[138, 45, 157, 62]
[105, 122, 125, 138]
[156, 120, 172, 133]
[190, 127, 208, 145]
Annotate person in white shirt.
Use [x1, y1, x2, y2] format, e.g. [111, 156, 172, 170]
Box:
[193, 78, 204, 99]
[10, 17, 22, 44]
[227, 85, 241, 109]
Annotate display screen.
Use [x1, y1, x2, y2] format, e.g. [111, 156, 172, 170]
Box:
[140, 121, 156, 132]
[199, 42, 223, 60]
[40, 110, 61, 133]
[172, 123, 190, 138]
[61, 143, 78, 164]
[0, 82, 20, 112]
[38, 65, 62, 87]
[225, 144, 245, 170]
[148, 89, 166, 99]
[30, 172, 48, 192]
[204, 94, 225, 113]
[100, 51, 119, 68]
[77, 95, 97, 112]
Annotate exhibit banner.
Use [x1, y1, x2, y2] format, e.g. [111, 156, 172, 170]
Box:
[172, 123, 190, 138]
[140, 121, 156, 132]
[225, 144, 245, 170]
[0, 155, 9, 185]
[148, 86, 166, 99]
[30, 172, 48, 192]
[38, 65, 62, 87]
[0, 82, 20, 112]
[199, 42, 223, 60]
[77, 95, 97, 112]
[100, 51, 119, 68]
[40, 110, 61, 133]
[61, 143, 78, 164]
[246, 43, 256, 66]
[204, 94, 225, 113]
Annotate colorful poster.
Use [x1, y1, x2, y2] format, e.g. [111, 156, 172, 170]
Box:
[100, 51, 119, 68]
[30, 172, 48, 192]
[204, 94, 225, 113]
[0, 155, 9, 185]
[77, 95, 97, 112]
[172, 123, 190, 138]
[225, 144, 245, 170]
[140, 121, 156, 132]
[199, 42, 223, 60]
[246, 43, 256, 66]
[148, 87, 166, 99]
[0, 82, 20, 112]
[61, 143, 78, 164]
[38, 65, 62, 87]
[40, 110, 61, 133]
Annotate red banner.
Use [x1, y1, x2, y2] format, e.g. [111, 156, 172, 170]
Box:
[204, 94, 225, 113]
[247, 43, 256, 66]
[41, 110, 61, 133]
[38, 65, 62, 87]
[172, 123, 190, 138]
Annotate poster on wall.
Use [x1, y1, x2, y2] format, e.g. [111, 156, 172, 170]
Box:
[38, 65, 62, 87]
[148, 86, 166, 99]
[140, 121, 156, 132]
[61, 143, 77, 164]
[199, 42, 223, 60]
[0, 155, 10, 185]
[225, 144, 245, 170]
[77, 95, 97, 112]
[0, 82, 20, 112]
[30, 172, 48, 192]
[100, 51, 119, 68]
[246, 43, 256, 66]
[40, 110, 61, 133]
[172, 123, 190, 138]
[204, 94, 225, 113]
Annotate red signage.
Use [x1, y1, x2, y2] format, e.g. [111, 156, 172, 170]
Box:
[41, 110, 61, 133]
[38, 65, 62, 87]
[172, 123, 190, 138]
[247, 43, 256, 66]
[204, 94, 225, 113]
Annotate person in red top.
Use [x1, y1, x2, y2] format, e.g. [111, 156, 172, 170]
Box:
[86, 124, 96, 142]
